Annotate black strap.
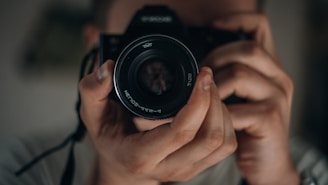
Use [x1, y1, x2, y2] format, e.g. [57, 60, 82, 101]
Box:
[240, 179, 249, 185]
[15, 133, 73, 176]
[15, 47, 99, 185]
[60, 141, 76, 185]
[59, 47, 98, 184]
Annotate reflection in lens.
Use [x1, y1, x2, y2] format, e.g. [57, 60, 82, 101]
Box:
[138, 58, 175, 95]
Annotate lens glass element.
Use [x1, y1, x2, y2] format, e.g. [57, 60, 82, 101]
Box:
[137, 57, 175, 96]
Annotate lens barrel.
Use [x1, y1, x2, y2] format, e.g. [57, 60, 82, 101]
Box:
[113, 34, 198, 119]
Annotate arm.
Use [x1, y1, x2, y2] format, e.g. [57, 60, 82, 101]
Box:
[202, 13, 299, 185]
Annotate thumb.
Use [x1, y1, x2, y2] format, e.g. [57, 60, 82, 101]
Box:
[79, 60, 115, 135]
[79, 60, 115, 104]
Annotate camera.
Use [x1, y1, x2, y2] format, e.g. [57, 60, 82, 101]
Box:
[100, 6, 247, 120]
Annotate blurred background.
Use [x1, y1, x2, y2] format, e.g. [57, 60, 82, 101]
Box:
[0, 0, 327, 158]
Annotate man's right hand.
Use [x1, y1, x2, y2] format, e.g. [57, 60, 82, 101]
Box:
[79, 61, 237, 185]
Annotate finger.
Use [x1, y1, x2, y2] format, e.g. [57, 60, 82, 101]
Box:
[79, 60, 115, 135]
[191, 104, 237, 175]
[226, 83, 291, 134]
[154, 82, 225, 181]
[202, 41, 293, 99]
[214, 63, 291, 132]
[133, 117, 174, 131]
[213, 13, 276, 58]
[227, 101, 286, 137]
[120, 67, 213, 173]
[214, 63, 284, 101]
[170, 67, 212, 131]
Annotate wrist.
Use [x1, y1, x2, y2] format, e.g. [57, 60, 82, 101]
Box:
[274, 168, 300, 185]
[243, 162, 301, 185]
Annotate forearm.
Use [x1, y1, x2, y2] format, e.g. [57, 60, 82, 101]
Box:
[240, 153, 300, 185]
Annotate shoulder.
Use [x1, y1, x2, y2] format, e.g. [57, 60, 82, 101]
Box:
[0, 127, 94, 185]
[290, 137, 328, 184]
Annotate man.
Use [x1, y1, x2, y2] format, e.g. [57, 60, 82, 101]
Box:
[79, 0, 326, 185]
[1, 0, 327, 185]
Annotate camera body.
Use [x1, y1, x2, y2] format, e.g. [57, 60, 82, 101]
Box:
[100, 6, 247, 120]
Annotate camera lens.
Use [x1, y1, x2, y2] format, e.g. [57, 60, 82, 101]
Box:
[137, 57, 175, 96]
[113, 34, 198, 120]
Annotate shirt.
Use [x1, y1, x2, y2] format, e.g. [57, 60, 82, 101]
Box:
[0, 128, 327, 185]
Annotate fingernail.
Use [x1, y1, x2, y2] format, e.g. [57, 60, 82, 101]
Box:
[201, 68, 212, 91]
[96, 63, 109, 81]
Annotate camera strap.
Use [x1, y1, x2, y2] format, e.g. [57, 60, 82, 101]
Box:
[15, 47, 99, 185]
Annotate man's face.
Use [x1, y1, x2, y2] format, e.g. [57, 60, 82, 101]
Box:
[104, 0, 258, 34]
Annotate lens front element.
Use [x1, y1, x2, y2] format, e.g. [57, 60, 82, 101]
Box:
[114, 34, 198, 119]
[138, 57, 175, 96]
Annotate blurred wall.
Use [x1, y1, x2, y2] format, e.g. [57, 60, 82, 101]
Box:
[301, 0, 328, 156]
[0, 0, 309, 145]
[0, 0, 89, 142]
[264, 0, 307, 134]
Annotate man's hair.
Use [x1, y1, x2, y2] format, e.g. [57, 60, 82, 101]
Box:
[90, 0, 113, 28]
[90, 0, 264, 28]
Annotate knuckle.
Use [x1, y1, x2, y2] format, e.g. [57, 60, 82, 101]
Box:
[78, 77, 88, 93]
[243, 41, 262, 57]
[124, 156, 149, 175]
[127, 160, 148, 175]
[78, 74, 95, 98]
[158, 175, 169, 182]
[222, 137, 238, 155]
[227, 138, 238, 153]
[176, 173, 194, 182]
[221, 137, 238, 156]
[158, 166, 181, 182]
[174, 130, 195, 144]
[202, 130, 224, 151]
[283, 74, 294, 97]
[264, 106, 283, 125]
[257, 13, 269, 24]
[229, 64, 249, 80]
[230, 64, 248, 78]
[158, 172, 173, 182]
[170, 170, 196, 182]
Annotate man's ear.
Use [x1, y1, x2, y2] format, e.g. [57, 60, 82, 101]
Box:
[82, 23, 100, 50]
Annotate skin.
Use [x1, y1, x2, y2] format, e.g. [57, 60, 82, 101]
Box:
[80, 0, 300, 184]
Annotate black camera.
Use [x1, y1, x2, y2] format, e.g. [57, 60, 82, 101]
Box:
[100, 6, 247, 120]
